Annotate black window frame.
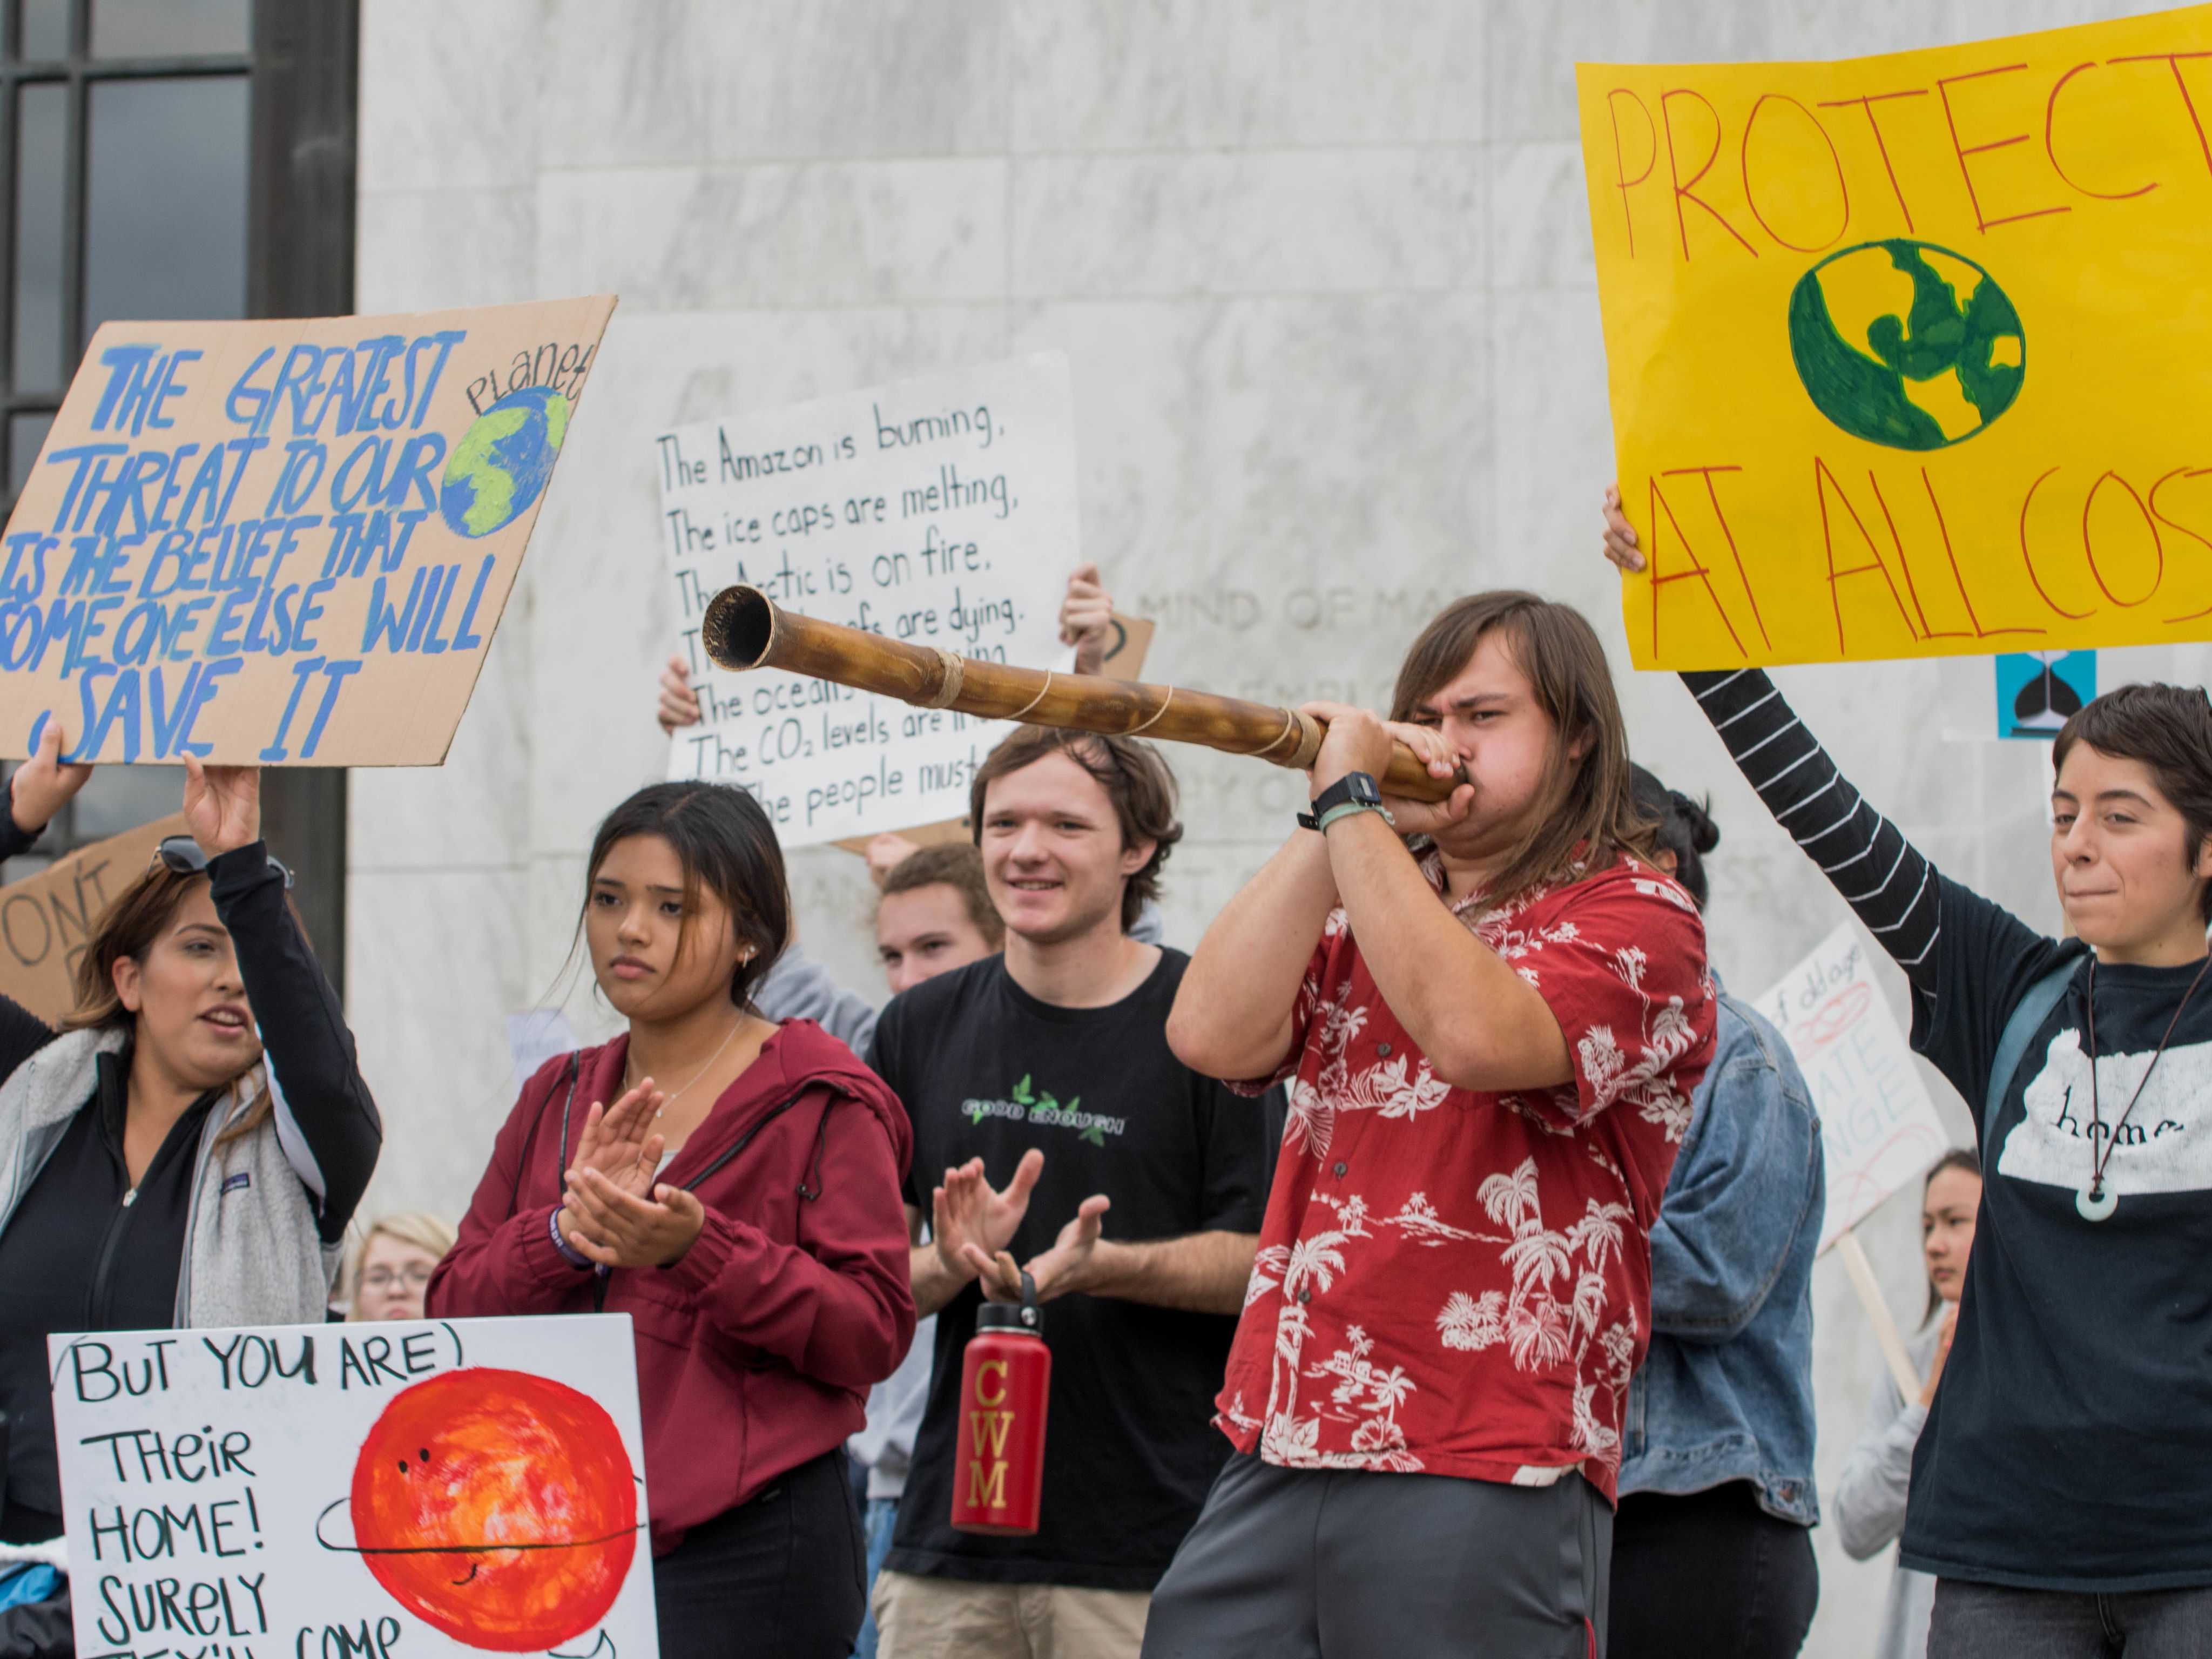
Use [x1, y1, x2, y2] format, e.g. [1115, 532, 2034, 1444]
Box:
[0, 0, 357, 985]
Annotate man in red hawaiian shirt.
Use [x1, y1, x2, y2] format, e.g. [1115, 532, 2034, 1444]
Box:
[1144, 592, 1715, 1659]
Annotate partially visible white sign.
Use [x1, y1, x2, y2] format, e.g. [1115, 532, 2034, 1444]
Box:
[656, 354, 1078, 846]
[507, 1008, 579, 1099]
[51, 1316, 655, 1659]
[1750, 921, 1950, 1251]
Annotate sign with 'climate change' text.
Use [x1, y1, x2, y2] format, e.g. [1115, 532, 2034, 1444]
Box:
[1751, 921, 1950, 1250]
[1580, 6, 2212, 669]
[657, 354, 1077, 846]
[0, 295, 616, 765]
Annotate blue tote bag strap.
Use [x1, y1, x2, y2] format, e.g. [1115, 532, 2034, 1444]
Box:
[1984, 959, 2079, 1148]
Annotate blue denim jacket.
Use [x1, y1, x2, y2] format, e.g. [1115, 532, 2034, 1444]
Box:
[1618, 981, 1824, 1525]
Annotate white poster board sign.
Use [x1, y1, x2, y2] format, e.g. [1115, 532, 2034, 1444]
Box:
[1749, 921, 1950, 1251]
[656, 354, 1078, 847]
[50, 1315, 655, 1659]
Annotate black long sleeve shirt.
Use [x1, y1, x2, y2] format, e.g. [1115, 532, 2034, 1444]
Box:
[0, 815, 380, 1542]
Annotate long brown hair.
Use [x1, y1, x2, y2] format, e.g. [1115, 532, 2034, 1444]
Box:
[65, 862, 271, 1149]
[1390, 591, 1656, 903]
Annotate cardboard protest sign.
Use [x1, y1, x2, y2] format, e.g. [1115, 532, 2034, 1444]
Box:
[50, 1316, 655, 1659]
[0, 812, 186, 1023]
[658, 354, 1078, 847]
[1749, 921, 1950, 1249]
[0, 296, 616, 765]
[1578, 8, 2212, 669]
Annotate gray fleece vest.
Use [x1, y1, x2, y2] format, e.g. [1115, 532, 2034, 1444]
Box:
[0, 1027, 338, 1327]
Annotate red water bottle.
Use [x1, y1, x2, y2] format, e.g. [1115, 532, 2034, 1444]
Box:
[950, 1269, 1051, 1535]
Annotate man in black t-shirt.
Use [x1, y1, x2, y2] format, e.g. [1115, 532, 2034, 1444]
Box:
[867, 726, 1270, 1659]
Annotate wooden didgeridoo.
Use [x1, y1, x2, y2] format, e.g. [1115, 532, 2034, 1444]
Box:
[699, 584, 1464, 802]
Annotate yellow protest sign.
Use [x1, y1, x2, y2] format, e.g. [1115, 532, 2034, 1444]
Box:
[1579, 6, 2212, 669]
[0, 295, 616, 763]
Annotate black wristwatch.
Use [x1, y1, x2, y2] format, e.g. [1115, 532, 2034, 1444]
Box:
[1298, 771, 1384, 832]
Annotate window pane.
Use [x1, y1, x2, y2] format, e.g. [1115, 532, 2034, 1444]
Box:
[93, 0, 249, 58]
[9, 411, 53, 495]
[18, 0, 69, 60]
[84, 76, 248, 342]
[13, 81, 67, 392]
[70, 765, 184, 841]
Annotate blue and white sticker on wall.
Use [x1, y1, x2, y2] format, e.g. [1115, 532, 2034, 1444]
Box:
[1997, 651, 2095, 739]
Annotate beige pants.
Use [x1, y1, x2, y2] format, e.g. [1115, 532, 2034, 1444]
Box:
[872, 1569, 1150, 1659]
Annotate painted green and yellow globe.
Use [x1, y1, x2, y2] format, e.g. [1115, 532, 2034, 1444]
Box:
[440, 385, 571, 538]
[1786, 240, 2025, 450]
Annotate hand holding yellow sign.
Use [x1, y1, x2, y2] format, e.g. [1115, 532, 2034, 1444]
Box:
[1579, 5, 2212, 669]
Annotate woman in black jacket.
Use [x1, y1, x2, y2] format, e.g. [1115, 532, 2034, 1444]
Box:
[0, 721, 381, 1569]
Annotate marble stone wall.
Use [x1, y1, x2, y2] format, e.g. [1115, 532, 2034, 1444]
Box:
[348, 5, 2180, 1652]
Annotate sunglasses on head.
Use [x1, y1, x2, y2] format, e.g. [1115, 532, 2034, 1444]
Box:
[153, 835, 294, 888]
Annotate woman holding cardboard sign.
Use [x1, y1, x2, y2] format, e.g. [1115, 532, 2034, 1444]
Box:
[1604, 487, 2212, 1652]
[0, 720, 383, 1554]
[429, 780, 915, 1659]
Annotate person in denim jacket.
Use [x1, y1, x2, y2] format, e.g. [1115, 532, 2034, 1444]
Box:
[1609, 768, 1826, 1659]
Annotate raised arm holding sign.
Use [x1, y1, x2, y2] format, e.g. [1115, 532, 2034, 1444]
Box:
[1600, 464, 2212, 1634]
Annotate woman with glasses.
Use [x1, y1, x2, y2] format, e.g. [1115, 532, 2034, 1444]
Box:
[0, 721, 382, 1554]
[347, 1211, 458, 1321]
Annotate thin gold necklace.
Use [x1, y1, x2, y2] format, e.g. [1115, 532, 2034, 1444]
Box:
[626, 1015, 745, 1116]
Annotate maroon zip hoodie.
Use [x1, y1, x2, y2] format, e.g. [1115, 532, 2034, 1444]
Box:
[427, 1019, 916, 1555]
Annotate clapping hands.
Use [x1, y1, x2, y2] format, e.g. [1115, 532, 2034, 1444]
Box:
[933, 1149, 1114, 1306]
[970, 1194, 1112, 1306]
[556, 1080, 706, 1268]
[932, 1150, 1043, 1285]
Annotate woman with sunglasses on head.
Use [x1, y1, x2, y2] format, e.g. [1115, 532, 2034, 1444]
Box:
[1605, 485, 2212, 1656]
[428, 781, 914, 1659]
[0, 720, 383, 1556]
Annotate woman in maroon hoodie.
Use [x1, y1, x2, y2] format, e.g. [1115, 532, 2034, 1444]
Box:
[429, 781, 915, 1659]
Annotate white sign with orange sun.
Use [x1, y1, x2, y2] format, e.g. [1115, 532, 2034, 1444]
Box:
[48, 1315, 655, 1659]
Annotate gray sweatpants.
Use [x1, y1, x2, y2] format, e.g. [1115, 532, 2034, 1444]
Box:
[1141, 1453, 1609, 1659]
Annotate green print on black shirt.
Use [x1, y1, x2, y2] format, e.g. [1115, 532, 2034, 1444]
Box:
[963, 1074, 1125, 1144]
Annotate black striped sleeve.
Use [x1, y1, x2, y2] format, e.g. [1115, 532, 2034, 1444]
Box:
[1682, 669, 1941, 998]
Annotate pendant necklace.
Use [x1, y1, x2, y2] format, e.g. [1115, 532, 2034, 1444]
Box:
[2075, 953, 2211, 1222]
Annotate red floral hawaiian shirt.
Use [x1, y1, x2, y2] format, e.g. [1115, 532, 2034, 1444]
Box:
[1216, 850, 1715, 1500]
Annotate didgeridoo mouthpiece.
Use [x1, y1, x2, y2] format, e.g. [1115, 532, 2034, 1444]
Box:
[699, 584, 1463, 802]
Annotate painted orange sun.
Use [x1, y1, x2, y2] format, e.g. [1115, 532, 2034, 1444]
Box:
[350, 1368, 638, 1652]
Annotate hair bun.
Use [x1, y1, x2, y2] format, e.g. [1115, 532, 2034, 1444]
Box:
[1671, 790, 1721, 854]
